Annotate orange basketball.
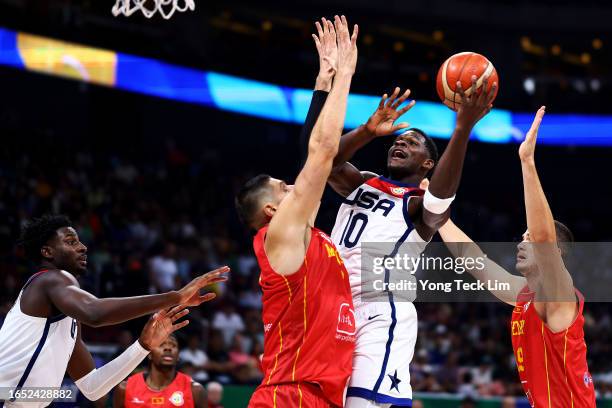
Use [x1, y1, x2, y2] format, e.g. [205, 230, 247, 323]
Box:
[436, 52, 499, 111]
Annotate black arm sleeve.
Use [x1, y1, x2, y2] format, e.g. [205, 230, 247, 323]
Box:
[299, 90, 329, 166]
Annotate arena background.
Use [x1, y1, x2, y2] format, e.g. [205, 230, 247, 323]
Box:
[1, 0, 612, 406]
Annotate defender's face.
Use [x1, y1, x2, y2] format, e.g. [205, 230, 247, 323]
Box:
[387, 131, 431, 174]
[516, 230, 537, 276]
[46, 227, 88, 274]
[266, 178, 294, 218]
[150, 336, 179, 368]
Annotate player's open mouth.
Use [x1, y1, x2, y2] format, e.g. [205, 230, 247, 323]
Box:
[79, 256, 88, 265]
[391, 149, 407, 159]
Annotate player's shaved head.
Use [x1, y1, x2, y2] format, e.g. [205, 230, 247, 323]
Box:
[235, 174, 274, 230]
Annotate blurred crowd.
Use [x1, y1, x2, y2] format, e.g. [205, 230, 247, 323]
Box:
[1, 131, 612, 400]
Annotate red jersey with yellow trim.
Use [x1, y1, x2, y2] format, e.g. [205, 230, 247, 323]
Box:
[253, 225, 356, 407]
[124, 371, 194, 408]
[511, 287, 595, 408]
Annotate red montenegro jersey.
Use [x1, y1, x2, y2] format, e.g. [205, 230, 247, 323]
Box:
[253, 225, 356, 407]
[511, 287, 596, 408]
[124, 371, 194, 408]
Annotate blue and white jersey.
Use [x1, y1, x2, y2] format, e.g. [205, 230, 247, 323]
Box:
[331, 176, 428, 305]
[330, 176, 430, 406]
[0, 271, 78, 408]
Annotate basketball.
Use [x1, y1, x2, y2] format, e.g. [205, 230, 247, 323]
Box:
[436, 52, 499, 111]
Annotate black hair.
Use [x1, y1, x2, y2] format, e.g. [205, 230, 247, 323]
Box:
[554, 220, 574, 243]
[408, 128, 439, 164]
[554, 220, 574, 259]
[19, 215, 73, 262]
[235, 174, 272, 230]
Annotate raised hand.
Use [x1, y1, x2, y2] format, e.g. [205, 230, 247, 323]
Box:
[139, 305, 190, 350]
[334, 15, 358, 76]
[312, 17, 338, 80]
[176, 266, 229, 307]
[455, 74, 498, 130]
[365, 87, 416, 137]
[519, 106, 546, 164]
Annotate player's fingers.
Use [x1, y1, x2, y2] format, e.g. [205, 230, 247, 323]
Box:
[199, 293, 217, 303]
[334, 15, 342, 34]
[315, 21, 323, 37]
[391, 123, 410, 133]
[456, 81, 466, 100]
[312, 34, 321, 51]
[377, 94, 387, 110]
[202, 277, 228, 287]
[341, 15, 348, 27]
[469, 75, 478, 100]
[171, 309, 190, 322]
[528, 106, 546, 136]
[398, 100, 416, 115]
[172, 320, 190, 332]
[419, 178, 430, 190]
[351, 24, 359, 45]
[203, 266, 230, 279]
[387, 87, 400, 107]
[327, 20, 336, 38]
[391, 89, 411, 109]
[478, 75, 490, 103]
[168, 304, 189, 316]
[487, 82, 498, 105]
[337, 15, 348, 41]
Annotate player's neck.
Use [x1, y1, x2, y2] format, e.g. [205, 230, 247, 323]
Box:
[147, 367, 177, 390]
[386, 172, 422, 186]
[525, 273, 543, 295]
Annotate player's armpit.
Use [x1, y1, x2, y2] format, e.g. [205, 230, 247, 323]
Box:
[112, 381, 127, 408]
[532, 244, 578, 331]
[328, 162, 377, 197]
[265, 148, 336, 275]
[265, 205, 311, 276]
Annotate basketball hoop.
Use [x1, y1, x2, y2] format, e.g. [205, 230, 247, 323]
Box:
[112, 0, 195, 19]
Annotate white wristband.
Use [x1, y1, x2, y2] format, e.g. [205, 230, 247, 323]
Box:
[423, 189, 455, 214]
[75, 340, 150, 401]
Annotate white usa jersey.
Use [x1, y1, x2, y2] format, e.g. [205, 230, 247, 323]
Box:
[330, 176, 428, 304]
[0, 271, 78, 408]
[330, 176, 429, 406]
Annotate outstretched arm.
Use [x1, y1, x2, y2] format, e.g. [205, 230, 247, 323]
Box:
[439, 219, 526, 305]
[328, 87, 415, 197]
[265, 15, 358, 276]
[416, 76, 497, 240]
[299, 18, 337, 165]
[45, 266, 227, 327]
[519, 107, 576, 331]
[69, 306, 190, 401]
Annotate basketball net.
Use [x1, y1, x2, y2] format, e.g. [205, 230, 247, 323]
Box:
[112, 0, 195, 19]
